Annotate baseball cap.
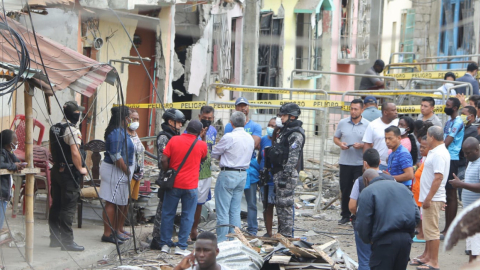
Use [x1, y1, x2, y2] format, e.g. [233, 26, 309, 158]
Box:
[235, 97, 249, 106]
[364, 96, 377, 104]
[63, 101, 85, 114]
[186, 120, 203, 134]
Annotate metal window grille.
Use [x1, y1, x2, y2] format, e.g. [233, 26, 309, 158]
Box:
[339, 0, 370, 60]
[295, 13, 322, 72]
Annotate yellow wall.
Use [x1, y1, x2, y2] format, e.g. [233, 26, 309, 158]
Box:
[380, 0, 412, 64]
[262, 0, 314, 91]
[94, 15, 138, 140]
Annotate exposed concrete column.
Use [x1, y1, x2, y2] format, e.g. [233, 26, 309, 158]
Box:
[241, 0, 260, 100]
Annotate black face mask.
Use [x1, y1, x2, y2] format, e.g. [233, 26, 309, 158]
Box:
[201, 119, 212, 129]
[444, 107, 454, 116]
[67, 112, 81, 125]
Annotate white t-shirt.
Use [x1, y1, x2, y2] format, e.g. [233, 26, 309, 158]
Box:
[187, 265, 232, 270]
[419, 144, 451, 203]
[362, 118, 399, 166]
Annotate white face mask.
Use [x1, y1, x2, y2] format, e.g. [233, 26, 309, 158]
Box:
[11, 143, 17, 152]
[275, 117, 283, 128]
[399, 127, 407, 136]
[444, 83, 455, 89]
[129, 121, 140, 131]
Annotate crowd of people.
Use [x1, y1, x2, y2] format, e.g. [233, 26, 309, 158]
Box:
[335, 85, 480, 269]
[1, 61, 479, 269]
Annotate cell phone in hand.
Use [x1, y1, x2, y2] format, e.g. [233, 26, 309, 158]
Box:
[21, 162, 28, 166]
[347, 144, 354, 148]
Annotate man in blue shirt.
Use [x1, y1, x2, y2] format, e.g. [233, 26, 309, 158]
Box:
[443, 97, 465, 235]
[224, 97, 262, 235]
[456, 63, 479, 95]
[362, 96, 382, 122]
[383, 126, 414, 188]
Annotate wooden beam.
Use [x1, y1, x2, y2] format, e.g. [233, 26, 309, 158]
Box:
[0, 168, 40, 175]
[233, 227, 256, 251]
[24, 85, 34, 263]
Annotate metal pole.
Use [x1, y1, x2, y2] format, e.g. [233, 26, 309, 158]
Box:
[24, 83, 34, 263]
[290, 69, 399, 90]
[407, 78, 473, 96]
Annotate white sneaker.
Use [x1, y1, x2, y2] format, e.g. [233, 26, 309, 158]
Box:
[174, 246, 191, 256]
[161, 245, 170, 253]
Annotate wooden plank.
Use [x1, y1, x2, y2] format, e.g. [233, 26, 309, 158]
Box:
[269, 256, 291, 264]
[0, 168, 40, 175]
[274, 233, 319, 259]
[233, 227, 255, 251]
[314, 240, 338, 253]
[312, 245, 336, 266]
[279, 265, 286, 270]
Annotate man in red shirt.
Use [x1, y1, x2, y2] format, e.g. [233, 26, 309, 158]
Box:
[159, 120, 208, 255]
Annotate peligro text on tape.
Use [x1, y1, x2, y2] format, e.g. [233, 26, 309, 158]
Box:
[115, 100, 345, 110]
[384, 71, 480, 80]
[342, 105, 445, 113]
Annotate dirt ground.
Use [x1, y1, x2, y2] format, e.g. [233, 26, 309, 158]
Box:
[285, 206, 471, 270]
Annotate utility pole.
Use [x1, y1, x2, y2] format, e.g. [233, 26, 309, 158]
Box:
[241, 0, 260, 95]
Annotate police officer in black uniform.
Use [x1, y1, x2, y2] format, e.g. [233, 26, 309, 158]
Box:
[269, 103, 305, 237]
[49, 101, 87, 251]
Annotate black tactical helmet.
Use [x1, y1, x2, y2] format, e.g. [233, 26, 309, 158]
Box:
[279, 103, 301, 117]
[162, 108, 186, 124]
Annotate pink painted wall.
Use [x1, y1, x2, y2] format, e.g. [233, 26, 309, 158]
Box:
[327, 0, 357, 99]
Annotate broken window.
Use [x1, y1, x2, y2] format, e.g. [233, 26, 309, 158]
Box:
[295, 13, 322, 71]
[438, 0, 474, 68]
[338, 0, 371, 61]
[400, 9, 415, 63]
[257, 12, 284, 114]
[211, 13, 231, 83]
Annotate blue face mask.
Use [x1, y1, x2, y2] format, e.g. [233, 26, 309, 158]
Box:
[267, 127, 274, 137]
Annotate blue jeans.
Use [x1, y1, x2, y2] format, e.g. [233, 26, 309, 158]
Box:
[215, 170, 247, 242]
[0, 200, 7, 230]
[160, 188, 198, 249]
[354, 230, 371, 270]
[244, 182, 258, 235]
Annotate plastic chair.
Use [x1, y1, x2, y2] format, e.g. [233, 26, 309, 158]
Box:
[10, 114, 45, 161]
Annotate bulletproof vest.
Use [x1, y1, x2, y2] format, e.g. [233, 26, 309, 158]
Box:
[269, 125, 305, 174]
[157, 123, 177, 143]
[50, 122, 85, 168]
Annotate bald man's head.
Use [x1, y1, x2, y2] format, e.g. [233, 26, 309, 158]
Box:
[363, 169, 380, 187]
[463, 137, 480, 162]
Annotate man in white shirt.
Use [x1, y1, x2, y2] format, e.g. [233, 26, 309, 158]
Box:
[362, 102, 399, 171]
[211, 111, 255, 242]
[413, 126, 450, 270]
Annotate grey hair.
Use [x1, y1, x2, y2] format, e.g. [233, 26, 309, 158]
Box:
[427, 126, 444, 141]
[230, 111, 246, 128]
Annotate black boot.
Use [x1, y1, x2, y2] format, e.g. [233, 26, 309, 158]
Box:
[150, 238, 162, 250]
[49, 236, 62, 248]
[61, 242, 85, 251]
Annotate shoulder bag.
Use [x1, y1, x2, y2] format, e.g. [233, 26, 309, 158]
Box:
[159, 138, 198, 190]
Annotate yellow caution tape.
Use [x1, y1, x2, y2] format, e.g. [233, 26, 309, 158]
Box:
[217, 86, 445, 99]
[117, 101, 446, 114]
[384, 71, 480, 80]
[116, 100, 345, 110]
[342, 105, 445, 113]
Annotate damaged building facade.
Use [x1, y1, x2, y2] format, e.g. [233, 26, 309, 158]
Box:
[4, 0, 377, 148]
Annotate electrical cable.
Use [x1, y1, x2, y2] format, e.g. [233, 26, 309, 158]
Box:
[23, 3, 125, 264]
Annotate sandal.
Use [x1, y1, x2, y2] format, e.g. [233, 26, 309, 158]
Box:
[409, 258, 425, 266]
[413, 236, 426, 243]
[417, 264, 440, 270]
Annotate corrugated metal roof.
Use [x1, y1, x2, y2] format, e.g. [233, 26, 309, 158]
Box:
[0, 16, 115, 97]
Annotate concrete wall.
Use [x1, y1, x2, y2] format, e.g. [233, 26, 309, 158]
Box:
[355, 0, 383, 87]
[93, 15, 138, 140]
[16, 8, 80, 142]
[380, 0, 412, 64]
[412, 1, 441, 60]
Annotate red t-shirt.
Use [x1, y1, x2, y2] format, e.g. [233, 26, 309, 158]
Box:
[163, 133, 208, 189]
